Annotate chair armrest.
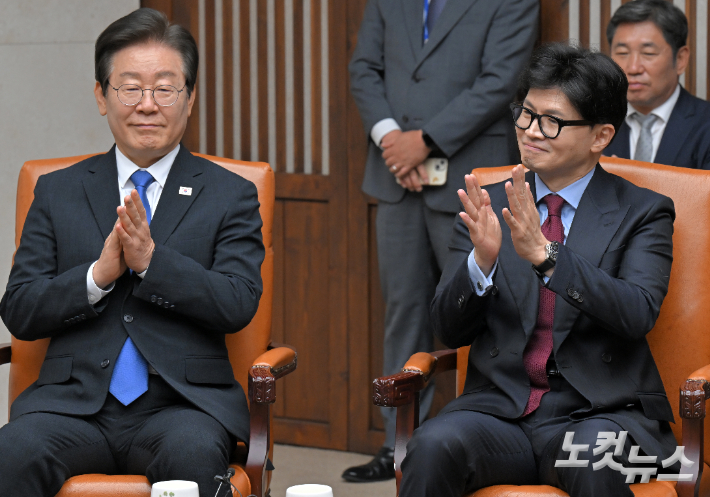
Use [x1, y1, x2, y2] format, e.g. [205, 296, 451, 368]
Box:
[373, 349, 457, 407]
[676, 366, 710, 497]
[245, 343, 297, 497]
[0, 343, 10, 366]
[252, 345, 297, 380]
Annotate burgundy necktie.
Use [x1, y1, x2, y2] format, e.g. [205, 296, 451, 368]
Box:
[521, 194, 565, 416]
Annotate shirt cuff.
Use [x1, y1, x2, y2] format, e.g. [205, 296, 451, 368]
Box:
[87, 261, 114, 305]
[468, 249, 498, 296]
[371, 118, 401, 149]
[137, 267, 148, 279]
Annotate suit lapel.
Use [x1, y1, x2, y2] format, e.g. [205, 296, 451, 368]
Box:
[498, 171, 540, 339]
[655, 88, 694, 166]
[83, 146, 121, 239]
[149, 146, 205, 245]
[414, 0, 478, 72]
[552, 165, 629, 348]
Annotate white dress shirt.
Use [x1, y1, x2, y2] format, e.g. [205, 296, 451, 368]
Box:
[467, 167, 595, 295]
[626, 84, 680, 162]
[86, 144, 180, 305]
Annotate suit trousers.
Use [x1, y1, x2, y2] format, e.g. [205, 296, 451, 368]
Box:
[400, 376, 663, 497]
[376, 191, 456, 447]
[0, 375, 235, 497]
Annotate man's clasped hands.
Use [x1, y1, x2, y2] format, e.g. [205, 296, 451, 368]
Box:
[93, 189, 155, 289]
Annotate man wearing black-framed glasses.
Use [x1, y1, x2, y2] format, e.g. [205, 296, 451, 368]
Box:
[401, 44, 678, 497]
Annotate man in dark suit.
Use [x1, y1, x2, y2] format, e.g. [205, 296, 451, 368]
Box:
[0, 9, 263, 497]
[400, 45, 679, 497]
[345, 0, 538, 481]
[604, 0, 710, 169]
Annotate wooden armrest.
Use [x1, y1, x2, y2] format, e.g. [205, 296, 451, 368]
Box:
[0, 342, 10, 366]
[675, 366, 710, 497]
[373, 349, 457, 408]
[252, 346, 297, 379]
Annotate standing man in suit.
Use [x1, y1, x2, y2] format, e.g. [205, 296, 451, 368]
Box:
[0, 9, 264, 497]
[344, 0, 538, 481]
[401, 44, 678, 497]
[604, 0, 710, 169]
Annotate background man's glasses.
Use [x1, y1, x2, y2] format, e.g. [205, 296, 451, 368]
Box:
[510, 103, 594, 139]
[109, 83, 186, 107]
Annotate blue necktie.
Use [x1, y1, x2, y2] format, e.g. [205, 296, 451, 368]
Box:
[426, 0, 447, 35]
[108, 169, 155, 406]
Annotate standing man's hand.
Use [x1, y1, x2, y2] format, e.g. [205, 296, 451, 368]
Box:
[116, 190, 155, 273]
[502, 165, 549, 267]
[93, 224, 128, 289]
[458, 174, 502, 276]
[382, 130, 431, 180]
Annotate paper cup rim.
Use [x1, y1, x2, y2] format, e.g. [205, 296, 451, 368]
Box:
[285, 483, 333, 496]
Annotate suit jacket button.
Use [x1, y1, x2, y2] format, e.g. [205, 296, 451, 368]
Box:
[490, 347, 499, 357]
[80, 314, 86, 320]
[602, 353, 612, 363]
[457, 295, 465, 308]
[123, 314, 133, 323]
[567, 288, 575, 297]
[163, 301, 170, 308]
[64, 319, 70, 325]
[157, 298, 163, 305]
[101, 359, 110, 368]
[576, 294, 584, 303]
[170, 305, 175, 310]
[491, 285, 498, 295]
[151, 295, 157, 303]
[402, 115, 409, 124]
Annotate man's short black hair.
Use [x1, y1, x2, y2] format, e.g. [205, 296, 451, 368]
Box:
[516, 43, 628, 134]
[95, 8, 198, 96]
[607, 0, 688, 59]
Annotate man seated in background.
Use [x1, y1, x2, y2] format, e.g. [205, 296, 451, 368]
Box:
[0, 8, 264, 497]
[400, 44, 678, 497]
[604, 0, 710, 168]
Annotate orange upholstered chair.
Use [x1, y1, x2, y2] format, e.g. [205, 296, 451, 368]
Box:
[373, 157, 710, 497]
[0, 153, 294, 497]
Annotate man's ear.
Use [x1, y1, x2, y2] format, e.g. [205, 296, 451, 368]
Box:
[591, 124, 616, 153]
[186, 84, 196, 117]
[94, 82, 108, 116]
[675, 45, 690, 76]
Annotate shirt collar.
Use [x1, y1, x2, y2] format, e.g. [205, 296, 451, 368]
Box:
[626, 83, 681, 123]
[534, 166, 595, 210]
[116, 144, 180, 189]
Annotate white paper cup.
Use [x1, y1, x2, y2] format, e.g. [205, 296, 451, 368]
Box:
[285, 484, 333, 497]
[151, 480, 199, 497]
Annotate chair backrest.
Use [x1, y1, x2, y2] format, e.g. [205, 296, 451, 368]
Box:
[8, 153, 275, 412]
[457, 157, 710, 466]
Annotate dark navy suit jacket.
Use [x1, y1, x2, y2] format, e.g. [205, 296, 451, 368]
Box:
[0, 145, 264, 444]
[431, 166, 677, 460]
[604, 87, 710, 170]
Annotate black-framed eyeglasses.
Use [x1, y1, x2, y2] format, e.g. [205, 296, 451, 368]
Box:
[510, 103, 595, 139]
[109, 83, 186, 107]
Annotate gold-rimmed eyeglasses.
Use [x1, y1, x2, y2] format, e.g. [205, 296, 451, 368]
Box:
[109, 83, 186, 107]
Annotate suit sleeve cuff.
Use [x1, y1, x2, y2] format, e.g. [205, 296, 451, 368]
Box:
[468, 249, 497, 296]
[87, 261, 114, 305]
[371, 118, 401, 148]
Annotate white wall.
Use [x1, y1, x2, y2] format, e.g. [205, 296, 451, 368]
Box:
[0, 1, 140, 426]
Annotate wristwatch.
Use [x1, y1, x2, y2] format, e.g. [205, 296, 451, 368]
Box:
[532, 241, 559, 278]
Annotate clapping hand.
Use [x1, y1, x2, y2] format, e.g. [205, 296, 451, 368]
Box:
[457, 173, 501, 276]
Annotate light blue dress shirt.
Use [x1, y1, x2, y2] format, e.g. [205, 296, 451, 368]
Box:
[468, 167, 596, 295]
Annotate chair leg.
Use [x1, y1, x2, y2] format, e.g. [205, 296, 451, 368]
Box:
[394, 392, 419, 495]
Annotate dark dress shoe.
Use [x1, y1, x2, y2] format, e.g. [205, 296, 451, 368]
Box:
[341, 446, 395, 482]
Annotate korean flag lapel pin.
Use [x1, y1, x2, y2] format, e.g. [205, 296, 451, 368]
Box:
[179, 186, 192, 196]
